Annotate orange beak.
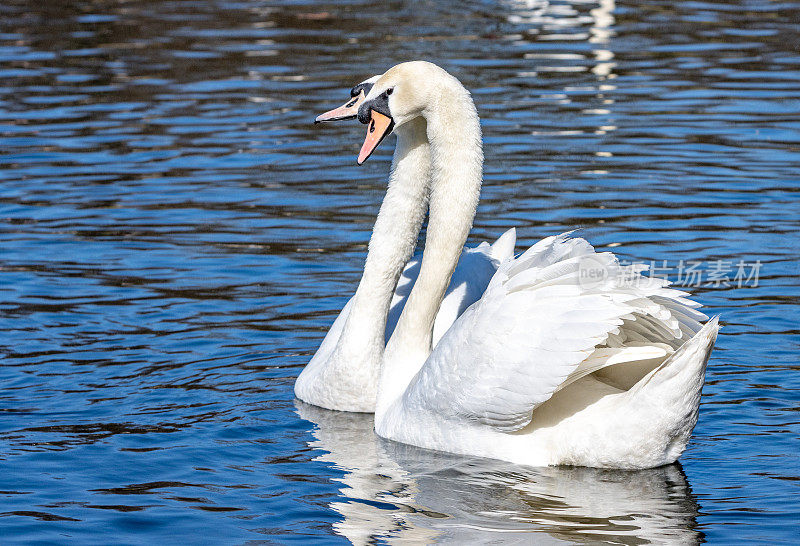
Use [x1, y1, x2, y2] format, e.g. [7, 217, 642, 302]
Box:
[357, 110, 394, 165]
[315, 90, 366, 123]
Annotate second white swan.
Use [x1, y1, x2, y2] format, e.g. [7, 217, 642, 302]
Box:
[296, 76, 515, 412]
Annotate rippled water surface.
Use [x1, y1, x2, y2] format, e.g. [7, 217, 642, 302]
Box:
[1, 0, 799, 543]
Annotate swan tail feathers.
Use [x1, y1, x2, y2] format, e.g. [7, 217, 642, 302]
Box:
[621, 316, 718, 461]
[628, 315, 718, 398]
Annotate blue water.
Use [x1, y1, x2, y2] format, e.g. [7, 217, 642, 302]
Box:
[1, 0, 798, 543]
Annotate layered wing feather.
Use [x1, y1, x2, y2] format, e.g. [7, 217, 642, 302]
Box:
[402, 233, 707, 432]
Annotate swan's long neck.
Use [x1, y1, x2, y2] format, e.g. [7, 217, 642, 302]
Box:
[333, 117, 430, 372]
[376, 85, 483, 417]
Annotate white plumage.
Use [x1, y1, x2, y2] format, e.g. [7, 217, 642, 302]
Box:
[379, 232, 717, 468]
[297, 61, 718, 469]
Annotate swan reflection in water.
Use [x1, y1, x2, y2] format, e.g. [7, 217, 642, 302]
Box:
[297, 402, 703, 544]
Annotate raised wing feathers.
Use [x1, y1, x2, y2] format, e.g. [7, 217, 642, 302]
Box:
[402, 232, 707, 433]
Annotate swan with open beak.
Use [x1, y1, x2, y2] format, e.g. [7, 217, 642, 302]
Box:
[315, 76, 379, 123]
[355, 87, 395, 165]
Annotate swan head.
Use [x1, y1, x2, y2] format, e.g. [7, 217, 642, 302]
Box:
[355, 61, 467, 164]
[315, 75, 380, 123]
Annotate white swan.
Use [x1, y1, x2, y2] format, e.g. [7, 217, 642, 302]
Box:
[296, 77, 516, 412]
[330, 61, 718, 469]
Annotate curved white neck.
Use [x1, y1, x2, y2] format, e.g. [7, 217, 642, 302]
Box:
[376, 85, 483, 417]
[332, 117, 431, 374]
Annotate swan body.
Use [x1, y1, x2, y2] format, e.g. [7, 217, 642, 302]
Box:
[378, 233, 718, 469]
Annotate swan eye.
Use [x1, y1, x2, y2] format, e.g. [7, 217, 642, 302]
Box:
[385, 88, 394, 96]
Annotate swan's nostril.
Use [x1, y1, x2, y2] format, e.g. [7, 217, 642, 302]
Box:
[347, 99, 357, 107]
[369, 120, 375, 133]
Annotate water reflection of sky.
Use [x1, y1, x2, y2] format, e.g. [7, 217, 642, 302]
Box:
[0, 0, 798, 543]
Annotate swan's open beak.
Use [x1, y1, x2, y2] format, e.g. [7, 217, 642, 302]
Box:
[315, 90, 366, 123]
[357, 110, 394, 165]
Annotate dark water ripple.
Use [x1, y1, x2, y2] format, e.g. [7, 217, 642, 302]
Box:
[0, 0, 798, 543]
